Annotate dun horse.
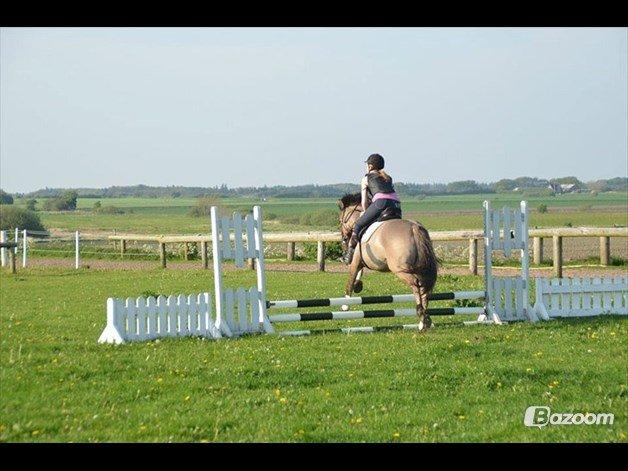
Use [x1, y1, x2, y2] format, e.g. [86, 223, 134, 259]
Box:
[338, 193, 439, 330]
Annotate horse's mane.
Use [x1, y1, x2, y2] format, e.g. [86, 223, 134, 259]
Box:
[339, 193, 361, 209]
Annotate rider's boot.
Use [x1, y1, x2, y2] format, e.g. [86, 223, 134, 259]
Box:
[342, 234, 359, 265]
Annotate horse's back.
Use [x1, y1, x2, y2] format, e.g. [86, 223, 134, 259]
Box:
[379, 218, 427, 240]
[362, 219, 431, 271]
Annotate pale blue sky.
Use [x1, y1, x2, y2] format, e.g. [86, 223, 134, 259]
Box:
[1, 27, 626, 193]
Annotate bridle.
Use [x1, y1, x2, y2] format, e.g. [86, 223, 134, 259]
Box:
[340, 204, 362, 245]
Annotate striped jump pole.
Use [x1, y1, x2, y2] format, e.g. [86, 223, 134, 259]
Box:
[269, 306, 485, 323]
[267, 290, 484, 309]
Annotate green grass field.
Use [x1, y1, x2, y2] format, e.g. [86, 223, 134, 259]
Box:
[13, 192, 628, 233]
[1, 267, 625, 442]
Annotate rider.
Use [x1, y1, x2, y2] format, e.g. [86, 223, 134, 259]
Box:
[342, 153, 402, 265]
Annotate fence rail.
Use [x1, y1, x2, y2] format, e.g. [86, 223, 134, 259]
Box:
[107, 227, 628, 274]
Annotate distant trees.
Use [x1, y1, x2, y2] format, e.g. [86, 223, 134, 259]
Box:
[0, 206, 46, 232]
[446, 180, 488, 194]
[26, 199, 37, 211]
[550, 176, 584, 186]
[493, 177, 550, 193]
[16, 176, 628, 201]
[0, 189, 14, 204]
[42, 190, 78, 211]
[587, 177, 627, 192]
[189, 195, 221, 217]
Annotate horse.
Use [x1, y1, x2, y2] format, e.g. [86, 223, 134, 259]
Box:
[338, 193, 439, 331]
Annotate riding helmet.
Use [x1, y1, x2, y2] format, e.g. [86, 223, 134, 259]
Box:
[365, 153, 385, 170]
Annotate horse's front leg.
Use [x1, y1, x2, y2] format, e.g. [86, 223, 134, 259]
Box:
[342, 251, 364, 311]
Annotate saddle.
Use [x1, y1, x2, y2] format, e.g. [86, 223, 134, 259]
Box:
[359, 205, 402, 243]
[378, 204, 402, 222]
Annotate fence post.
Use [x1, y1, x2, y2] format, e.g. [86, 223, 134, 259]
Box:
[317, 241, 325, 272]
[201, 241, 208, 269]
[599, 236, 610, 266]
[287, 242, 295, 261]
[22, 230, 27, 268]
[159, 242, 167, 268]
[468, 238, 478, 275]
[75, 231, 80, 269]
[0, 230, 6, 267]
[9, 247, 16, 274]
[552, 235, 562, 278]
[120, 239, 126, 258]
[14, 227, 19, 254]
[533, 237, 543, 265]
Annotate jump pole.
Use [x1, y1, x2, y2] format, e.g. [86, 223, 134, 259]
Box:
[269, 306, 485, 323]
[267, 291, 484, 309]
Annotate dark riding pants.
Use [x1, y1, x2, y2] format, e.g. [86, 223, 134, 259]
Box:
[353, 199, 402, 240]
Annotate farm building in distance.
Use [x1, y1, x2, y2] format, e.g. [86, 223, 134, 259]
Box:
[548, 182, 581, 194]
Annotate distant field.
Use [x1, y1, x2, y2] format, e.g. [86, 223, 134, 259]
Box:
[12, 192, 628, 234]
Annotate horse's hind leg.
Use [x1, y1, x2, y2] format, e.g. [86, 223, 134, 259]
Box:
[418, 284, 432, 330]
[395, 271, 431, 331]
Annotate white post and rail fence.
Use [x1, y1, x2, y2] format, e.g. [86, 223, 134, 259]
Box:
[3, 227, 626, 275]
[107, 227, 628, 275]
[1, 229, 80, 271]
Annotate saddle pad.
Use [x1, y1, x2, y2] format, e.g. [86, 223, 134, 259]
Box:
[360, 221, 385, 243]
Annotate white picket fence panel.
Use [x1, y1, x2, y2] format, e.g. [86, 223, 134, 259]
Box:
[98, 293, 221, 344]
[219, 287, 272, 336]
[533, 276, 628, 320]
[487, 276, 528, 322]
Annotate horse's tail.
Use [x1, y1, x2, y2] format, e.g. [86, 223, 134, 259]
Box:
[411, 223, 439, 294]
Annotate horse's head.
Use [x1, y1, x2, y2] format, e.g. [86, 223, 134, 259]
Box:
[337, 193, 363, 251]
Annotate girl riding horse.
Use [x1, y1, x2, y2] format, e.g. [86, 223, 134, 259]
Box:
[341, 153, 402, 264]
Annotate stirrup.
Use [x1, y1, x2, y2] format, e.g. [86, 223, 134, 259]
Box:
[342, 247, 355, 265]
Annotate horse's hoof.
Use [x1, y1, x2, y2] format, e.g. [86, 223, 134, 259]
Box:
[418, 317, 432, 332]
[353, 280, 363, 293]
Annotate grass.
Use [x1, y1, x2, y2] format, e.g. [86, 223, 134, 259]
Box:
[1, 267, 625, 442]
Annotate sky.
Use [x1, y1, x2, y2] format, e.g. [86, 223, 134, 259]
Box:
[1, 27, 626, 193]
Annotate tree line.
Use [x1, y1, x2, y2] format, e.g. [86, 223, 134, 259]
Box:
[2, 177, 627, 202]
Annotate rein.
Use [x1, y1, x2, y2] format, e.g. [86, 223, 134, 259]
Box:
[341, 204, 374, 271]
[341, 204, 362, 226]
